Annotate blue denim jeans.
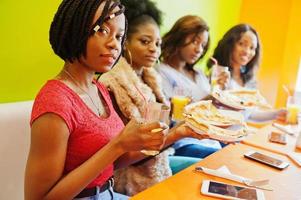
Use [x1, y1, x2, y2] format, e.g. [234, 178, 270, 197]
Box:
[74, 186, 129, 200]
[174, 143, 219, 158]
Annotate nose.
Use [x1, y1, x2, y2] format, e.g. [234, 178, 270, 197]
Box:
[148, 42, 158, 53]
[106, 36, 119, 51]
[195, 44, 203, 55]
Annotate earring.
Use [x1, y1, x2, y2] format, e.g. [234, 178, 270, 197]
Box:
[124, 48, 133, 66]
[156, 58, 161, 65]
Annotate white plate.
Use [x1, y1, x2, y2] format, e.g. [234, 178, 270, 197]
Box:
[185, 121, 248, 142]
[184, 101, 245, 127]
[211, 90, 246, 110]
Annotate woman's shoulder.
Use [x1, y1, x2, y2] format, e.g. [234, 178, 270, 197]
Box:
[156, 63, 176, 74]
[31, 80, 77, 129]
[99, 57, 135, 84]
[35, 80, 73, 101]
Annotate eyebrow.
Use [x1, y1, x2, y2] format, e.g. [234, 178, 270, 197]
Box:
[103, 21, 125, 33]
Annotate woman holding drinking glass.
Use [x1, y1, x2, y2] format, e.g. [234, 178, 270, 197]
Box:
[156, 15, 223, 159]
[99, 0, 209, 196]
[209, 24, 286, 122]
[208, 24, 260, 89]
[24, 1, 169, 199]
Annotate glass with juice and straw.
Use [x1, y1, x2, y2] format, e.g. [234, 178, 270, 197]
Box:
[134, 85, 170, 156]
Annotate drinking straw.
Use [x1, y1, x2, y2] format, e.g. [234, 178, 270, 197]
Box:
[210, 57, 218, 65]
[134, 84, 149, 119]
[282, 85, 291, 96]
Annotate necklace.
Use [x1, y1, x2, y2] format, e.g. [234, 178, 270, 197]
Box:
[63, 69, 102, 116]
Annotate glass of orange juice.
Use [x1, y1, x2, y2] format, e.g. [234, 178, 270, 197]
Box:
[286, 96, 301, 124]
[171, 96, 190, 121]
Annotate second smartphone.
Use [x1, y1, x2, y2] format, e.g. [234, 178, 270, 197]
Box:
[244, 150, 289, 169]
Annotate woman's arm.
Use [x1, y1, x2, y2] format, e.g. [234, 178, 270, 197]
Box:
[25, 113, 125, 200]
[115, 121, 208, 169]
[25, 114, 166, 200]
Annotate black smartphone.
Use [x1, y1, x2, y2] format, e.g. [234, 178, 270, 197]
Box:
[244, 151, 289, 170]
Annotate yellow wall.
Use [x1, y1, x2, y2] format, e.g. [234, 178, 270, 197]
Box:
[239, 0, 301, 107]
[1, 0, 299, 105]
[276, 0, 301, 107]
[0, 0, 241, 103]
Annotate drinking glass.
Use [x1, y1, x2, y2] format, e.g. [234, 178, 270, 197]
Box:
[170, 87, 191, 121]
[171, 96, 190, 121]
[286, 96, 301, 124]
[211, 65, 230, 90]
[140, 102, 170, 156]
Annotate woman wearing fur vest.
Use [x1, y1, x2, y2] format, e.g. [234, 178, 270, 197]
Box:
[99, 0, 209, 196]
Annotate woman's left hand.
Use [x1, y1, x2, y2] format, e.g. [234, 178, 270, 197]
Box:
[216, 71, 230, 90]
[173, 121, 210, 140]
[275, 108, 287, 123]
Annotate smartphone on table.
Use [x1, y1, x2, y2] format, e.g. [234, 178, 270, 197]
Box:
[268, 131, 287, 144]
[201, 180, 265, 200]
[244, 150, 289, 169]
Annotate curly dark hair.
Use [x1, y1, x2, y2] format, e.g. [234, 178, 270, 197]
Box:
[161, 15, 210, 71]
[209, 24, 261, 84]
[49, 0, 127, 62]
[120, 0, 162, 39]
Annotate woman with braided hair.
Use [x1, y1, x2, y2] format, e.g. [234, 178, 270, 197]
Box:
[25, 0, 169, 199]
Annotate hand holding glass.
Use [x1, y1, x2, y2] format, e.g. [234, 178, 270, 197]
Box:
[140, 102, 170, 156]
[211, 65, 230, 90]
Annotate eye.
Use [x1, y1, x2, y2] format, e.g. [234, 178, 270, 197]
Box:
[116, 34, 124, 41]
[250, 45, 256, 51]
[156, 41, 161, 48]
[193, 40, 198, 45]
[140, 39, 150, 45]
[201, 42, 207, 48]
[98, 26, 109, 35]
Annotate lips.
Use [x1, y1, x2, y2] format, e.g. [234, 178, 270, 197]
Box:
[100, 54, 117, 64]
[145, 55, 157, 62]
[191, 54, 200, 61]
[239, 55, 249, 63]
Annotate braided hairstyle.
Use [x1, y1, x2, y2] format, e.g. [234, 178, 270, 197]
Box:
[120, 0, 162, 40]
[209, 24, 261, 84]
[50, 0, 127, 62]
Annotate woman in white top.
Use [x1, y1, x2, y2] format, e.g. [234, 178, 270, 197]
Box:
[158, 62, 211, 101]
[209, 24, 260, 89]
[157, 15, 222, 159]
[209, 24, 286, 122]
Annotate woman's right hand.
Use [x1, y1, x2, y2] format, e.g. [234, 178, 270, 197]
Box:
[216, 71, 230, 90]
[116, 119, 168, 152]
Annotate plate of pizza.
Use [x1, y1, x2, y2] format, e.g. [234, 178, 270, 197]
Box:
[185, 116, 248, 142]
[227, 89, 272, 109]
[184, 100, 244, 128]
[211, 89, 271, 110]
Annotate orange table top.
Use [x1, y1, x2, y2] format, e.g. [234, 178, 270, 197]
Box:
[242, 125, 301, 156]
[131, 143, 301, 200]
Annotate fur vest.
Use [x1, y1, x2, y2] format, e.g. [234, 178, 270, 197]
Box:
[99, 57, 172, 196]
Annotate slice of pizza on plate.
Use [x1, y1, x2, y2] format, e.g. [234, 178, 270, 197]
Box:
[184, 100, 248, 142]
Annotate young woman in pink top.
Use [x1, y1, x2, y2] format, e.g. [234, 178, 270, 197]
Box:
[25, 1, 203, 199]
[24, 0, 168, 199]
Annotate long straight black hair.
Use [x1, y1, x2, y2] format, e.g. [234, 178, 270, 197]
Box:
[209, 24, 261, 84]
